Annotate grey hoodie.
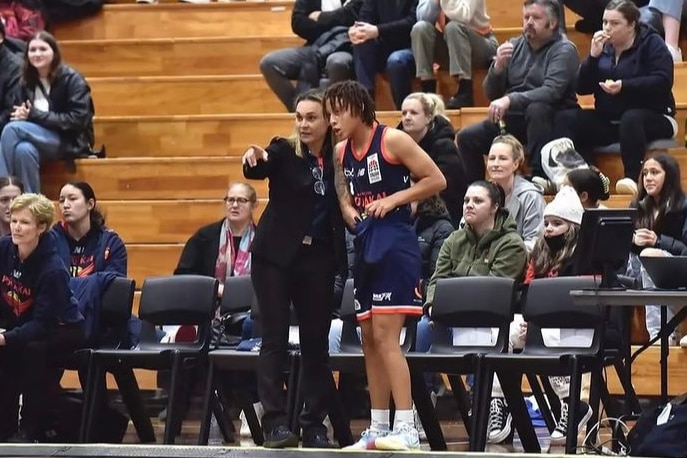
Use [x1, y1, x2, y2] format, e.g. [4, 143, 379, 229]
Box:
[507, 175, 545, 252]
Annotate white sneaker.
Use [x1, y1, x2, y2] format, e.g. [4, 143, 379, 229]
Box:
[239, 401, 264, 438]
[343, 428, 387, 450]
[668, 44, 683, 63]
[374, 423, 420, 451]
[680, 334, 687, 347]
[615, 178, 638, 197]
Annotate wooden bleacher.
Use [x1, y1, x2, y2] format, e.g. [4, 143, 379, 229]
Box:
[53, 1, 687, 393]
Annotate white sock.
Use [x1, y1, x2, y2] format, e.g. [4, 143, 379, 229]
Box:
[370, 409, 390, 432]
[393, 409, 415, 430]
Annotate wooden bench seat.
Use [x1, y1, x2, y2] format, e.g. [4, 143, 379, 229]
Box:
[41, 157, 262, 199]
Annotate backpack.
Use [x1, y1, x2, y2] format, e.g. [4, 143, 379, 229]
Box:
[540, 137, 588, 192]
[0, 1, 45, 41]
[626, 392, 687, 457]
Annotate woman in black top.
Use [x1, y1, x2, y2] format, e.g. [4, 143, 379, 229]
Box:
[243, 89, 347, 449]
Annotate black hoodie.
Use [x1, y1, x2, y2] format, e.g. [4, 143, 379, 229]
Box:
[399, 115, 467, 226]
[0, 234, 83, 347]
[414, 198, 454, 284]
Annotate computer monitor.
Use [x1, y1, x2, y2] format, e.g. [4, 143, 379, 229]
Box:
[573, 208, 637, 289]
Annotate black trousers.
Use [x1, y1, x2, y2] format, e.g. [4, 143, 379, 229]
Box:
[457, 102, 557, 183]
[0, 323, 84, 440]
[252, 241, 336, 436]
[554, 108, 674, 180]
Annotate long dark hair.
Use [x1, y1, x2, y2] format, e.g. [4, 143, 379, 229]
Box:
[566, 166, 610, 206]
[22, 31, 63, 87]
[532, 223, 580, 276]
[65, 181, 105, 229]
[634, 153, 684, 230]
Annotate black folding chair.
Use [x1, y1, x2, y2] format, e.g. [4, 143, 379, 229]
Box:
[475, 277, 605, 454]
[82, 275, 218, 444]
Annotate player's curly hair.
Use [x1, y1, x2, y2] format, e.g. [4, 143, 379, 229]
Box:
[324, 80, 376, 127]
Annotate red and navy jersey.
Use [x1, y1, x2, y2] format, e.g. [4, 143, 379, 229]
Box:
[341, 124, 412, 222]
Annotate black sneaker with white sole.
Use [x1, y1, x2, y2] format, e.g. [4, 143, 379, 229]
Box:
[487, 397, 512, 444]
[550, 399, 593, 446]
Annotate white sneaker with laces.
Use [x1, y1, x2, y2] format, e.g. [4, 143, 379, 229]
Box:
[374, 422, 420, 451]
[487, 397, 512, 444]
[343, 428, 386, 450]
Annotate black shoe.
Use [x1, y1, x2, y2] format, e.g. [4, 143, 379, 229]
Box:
[446, 93, 474, 109]
[263, 425, 299, 449]
[303, 432, 338, 449]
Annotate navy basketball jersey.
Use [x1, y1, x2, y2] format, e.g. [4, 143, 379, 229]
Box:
[342, 124, 412, 221]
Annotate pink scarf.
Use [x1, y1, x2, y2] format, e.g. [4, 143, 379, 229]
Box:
[215, 219, 255, 282]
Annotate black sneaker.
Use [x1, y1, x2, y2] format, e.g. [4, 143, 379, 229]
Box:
[487, 397, 512, 444]
[446, 93, 474, 110]
[303, 432, 338, 449]
[550, 399, 593, 446]
[263, 425, 299, 449]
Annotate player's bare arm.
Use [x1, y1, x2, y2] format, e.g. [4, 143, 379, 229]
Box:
[365, 129, 446, 218]
[334, 141, 361, 227]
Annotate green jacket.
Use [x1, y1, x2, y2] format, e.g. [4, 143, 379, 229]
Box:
[425, 210, 527, 306]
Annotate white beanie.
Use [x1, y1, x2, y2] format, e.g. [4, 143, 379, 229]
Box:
[543, 186, 584, 225]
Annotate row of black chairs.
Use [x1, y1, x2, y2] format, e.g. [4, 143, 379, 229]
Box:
[70, 274, 629, 453]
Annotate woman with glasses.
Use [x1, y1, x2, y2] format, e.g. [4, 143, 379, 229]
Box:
[174, 182, 258, 298]
[242, 88, 347, 449]
[0, 176, 24, 237]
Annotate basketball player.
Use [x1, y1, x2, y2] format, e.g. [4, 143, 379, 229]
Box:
[324, 81, 446, 451]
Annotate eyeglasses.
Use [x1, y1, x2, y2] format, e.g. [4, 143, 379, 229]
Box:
[312, 166, 325, 196]
[224, 197, 250, 205]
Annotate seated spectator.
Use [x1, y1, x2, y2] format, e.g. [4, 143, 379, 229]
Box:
[0, 31, 94, 193]
[456, 0, 579, 185]
[486, 135, 545, 252]
[553, 0, 675, 197]
[0, 21, 22, 134]
[564, 166, 611, 209]
[260, 0, 363, 112]
[399, 92, 467, 225]
[350, 0, 417, 109]
[500, 186, 592, 446]
[0, 193, 84, 442]
[0, 176, 23, 237]
[560, 0, 648, 33]
[643, 0, 684, 61]
[411, 0, 498, 108]
[624, 153, 687, 343]
[51, 181, 126, 279]
[174, 182, 260, 437]
[410, 194, 454, 439]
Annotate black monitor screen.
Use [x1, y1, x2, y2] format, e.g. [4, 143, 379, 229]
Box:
[573, 208, 637, 287]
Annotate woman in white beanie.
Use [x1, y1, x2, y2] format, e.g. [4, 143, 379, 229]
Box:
[486, 186, 592, 447]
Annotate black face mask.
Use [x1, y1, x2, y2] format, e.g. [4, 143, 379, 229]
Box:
[544, 233, 566, 252]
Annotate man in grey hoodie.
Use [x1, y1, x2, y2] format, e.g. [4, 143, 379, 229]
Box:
[456, 0, 579, 185]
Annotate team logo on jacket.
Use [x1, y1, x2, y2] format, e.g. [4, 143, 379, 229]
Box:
[1, 275, 33, 316]
[367, 153, 382, 184]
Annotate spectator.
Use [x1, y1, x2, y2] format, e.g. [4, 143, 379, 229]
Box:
[0, 193, 84, 442]
[624, 153, 687, 343]
[411, 0, 498, 108]
[560, 0, 649, 33]
[260, 0, 363, 112]
[564, 166, 611, 209]
[398, 92, 467, 225]
[243, 89, 348, 449]
[507, 186, 592, 446]
[174, 182, 260, 438]
[486, 135, 545, 252]
[350, 0, 418, 109]
[0, 175, 23, 237]
[643, 0, 684, 61]
[0, 21, 21, 135]
[457, 0, 579, 186]
[51, 181, 126, 280]
[553, 0, 675, 197]
[0, 31, 94, 193]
